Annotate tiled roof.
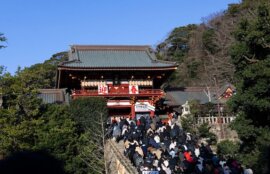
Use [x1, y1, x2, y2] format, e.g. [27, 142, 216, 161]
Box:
[217, 83, 236, 96]
[165, 87, 218, 106]
[58, 45, 177, 69]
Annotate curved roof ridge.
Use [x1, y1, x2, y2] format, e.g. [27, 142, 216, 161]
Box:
[71, 45, 151, 51]
[146, 49, 178, 66]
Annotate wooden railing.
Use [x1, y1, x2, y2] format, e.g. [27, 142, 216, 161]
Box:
[72, 89, 164, 97]
[196, 116, 236, 125]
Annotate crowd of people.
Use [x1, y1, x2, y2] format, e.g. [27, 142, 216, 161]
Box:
[107, 113, 253, 174]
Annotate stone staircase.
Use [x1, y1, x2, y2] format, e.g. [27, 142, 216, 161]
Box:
[106, 139, 138, 174]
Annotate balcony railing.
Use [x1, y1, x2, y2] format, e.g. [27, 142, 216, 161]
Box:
[72, 89, 164, 98]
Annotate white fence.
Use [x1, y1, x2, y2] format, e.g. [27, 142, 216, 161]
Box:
[196, 116, 236, 125]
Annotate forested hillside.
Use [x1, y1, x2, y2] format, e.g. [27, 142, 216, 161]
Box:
[156, 0, 268, 88]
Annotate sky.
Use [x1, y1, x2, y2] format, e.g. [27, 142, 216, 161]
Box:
[0, 0, 240, 74]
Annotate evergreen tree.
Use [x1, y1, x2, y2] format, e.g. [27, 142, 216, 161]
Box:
[229, 3, 270, 173]
[0, 33, 7, 49]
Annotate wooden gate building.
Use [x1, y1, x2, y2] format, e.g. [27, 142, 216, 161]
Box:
[56, 45, 177, 118]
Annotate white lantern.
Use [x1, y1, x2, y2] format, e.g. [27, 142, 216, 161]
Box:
[143, 81, 147, 86]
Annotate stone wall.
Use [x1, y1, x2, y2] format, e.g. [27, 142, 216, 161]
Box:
[105, 140, 138, 174]
[210, 124, 238, 142]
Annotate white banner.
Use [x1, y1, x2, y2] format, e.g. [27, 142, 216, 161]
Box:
[98, 85, 108, 94]
[147, 104, 155, 111]
[135, 102, 155, 112]
[142, 171, 159, 174]
[135, 103, 149, 112]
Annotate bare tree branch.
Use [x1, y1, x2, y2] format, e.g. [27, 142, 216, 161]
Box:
[243, 54, 259, 63]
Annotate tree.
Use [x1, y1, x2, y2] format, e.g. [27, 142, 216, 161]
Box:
[229, 3, 270, 173]
[197, 123, 217, 145]
[0, 33, 7, 49]
[217, 140, 240, 158]
[0, 103, 44, 157]
[156, 24, 197, 62]
[156, 25, 197, 87]
[15, 51, 68, 89]
[155, 9, 238, 87]
[35, 104, 84, 174]
[230, 3, 270, 126]
[181, 114, 196, 134]
[69, 97, 108, 174]
[0, 51, 89, 173]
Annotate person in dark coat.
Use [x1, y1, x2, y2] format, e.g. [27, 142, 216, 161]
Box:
[163, 136, 171, 149]
[129, 121, 136, 132]
[169, 156, 178, 172]
[112, 124, 121, 141]
[133, 152, 144, 168]
[163, 125, 171, 139]
[171, 123, 180, 139]
[141, 143, 148, 158]
[199, 143, 208, 159]
[140, 116, 146, 126]
[149, 137, 159, 149]
[127, 139, 137, 161]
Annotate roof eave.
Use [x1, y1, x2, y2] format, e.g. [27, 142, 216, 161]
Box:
[57, 66, 178, 71]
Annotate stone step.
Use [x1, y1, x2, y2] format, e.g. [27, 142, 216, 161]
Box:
[107, 139, 138, 174]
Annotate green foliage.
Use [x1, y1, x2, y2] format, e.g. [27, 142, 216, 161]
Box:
[35, 104, 82, 174]
[189, 100, 201, 116]
[0, 66, 5, 76]
[197, 123, 217, 145]
[15, 51, 68, 89]
[156, 6, 236, 87]
[201, 102, 215, 115]
[202, 29, 219, 54]
[217, 140, 240, 158]
[197, 123, 210, 138]
[181, 114, 196, 134]
[230, 3, 270, 126]
[0, 107, 44, 156]
[69, 97, 108, 173]
[0, 33, 7, 49]
[230, 118, 270, 172]
[69, 97, 108, 131]
[16, 63, 57, 89]
[0, 52, 68, 109]
[181, 116, 217, 145]
[0, 52, 105, 173]
[156, 24, 197, 62]
[183, 100, 217, 144]
[229, 113, 257, 142]
[0, 72, 43, 116]
[0, 66, 45, 154]
[0, 99, 99, 174]
[187, 61, 200, 79]
[227, 3, 241, 16]
[229, 3, 270, 173]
